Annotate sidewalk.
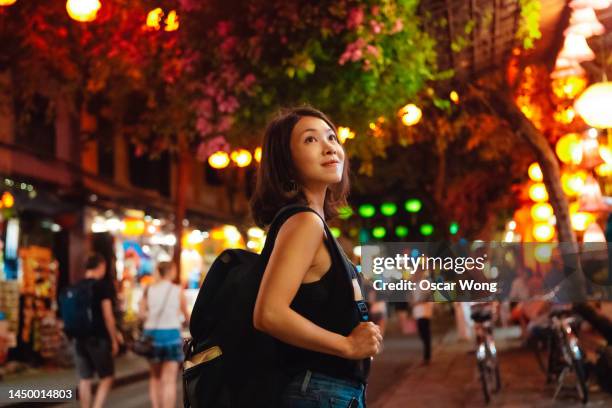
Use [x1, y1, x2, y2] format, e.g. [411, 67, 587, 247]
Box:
[1, 352, 149, 407]
[372, 327, 612, 408]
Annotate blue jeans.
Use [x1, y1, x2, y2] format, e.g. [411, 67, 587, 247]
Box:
[280, 370, 366, 408]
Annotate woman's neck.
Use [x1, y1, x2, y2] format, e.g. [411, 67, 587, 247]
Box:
[301, 184, 327, 219]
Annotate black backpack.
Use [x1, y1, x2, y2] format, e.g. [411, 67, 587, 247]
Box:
[182, 205, 369, 408]
[59, 279, 96, 338]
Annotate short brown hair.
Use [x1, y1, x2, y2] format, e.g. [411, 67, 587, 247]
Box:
[249, 106, 350, 227]
[157, 261, 173, 278]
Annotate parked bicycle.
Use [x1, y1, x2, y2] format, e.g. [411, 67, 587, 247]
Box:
[527, 305, 589, 404]
[470, 303, 501, 404]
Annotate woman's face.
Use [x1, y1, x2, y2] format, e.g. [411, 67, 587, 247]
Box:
[289, 116, 345, 189]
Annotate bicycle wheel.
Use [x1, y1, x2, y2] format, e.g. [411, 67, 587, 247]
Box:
[478, 360, 491, 404]
[572, 356, 589, 404]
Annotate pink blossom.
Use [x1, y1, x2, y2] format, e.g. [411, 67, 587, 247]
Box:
[217, 115, 233, 132]
[220, 37, 238, 57]
[346, 7, 364, 29]
[362, 59, 372, 71]
[216, 21, 232, 37]
[366, 45, 380, 58]
[196, 99, 213, 117]
[351, 49, 363, 62]
[196, 117, 213, 136]
[242, 73, 256, 89]
[392, 19, 404, 34]
[370, 20, 382, 34]
[217, 96, 239, 113]
[196, 136, 230, 161]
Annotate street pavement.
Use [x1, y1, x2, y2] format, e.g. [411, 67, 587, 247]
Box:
[373, 326, 612, 408]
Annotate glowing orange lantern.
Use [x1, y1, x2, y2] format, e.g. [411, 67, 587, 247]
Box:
[561, 170, 587, 197]
[122, 218, 145, 236]
[583, 222, 606, 242]
[164, 10, 179, 31]
[66, 0, 101, 22]
[533, 223, 555, 242]
[528, 162, 543, 182]
[208, 151, 230, 169]
[531, 203, 554, 222]
[580, 135, 604, 169]
[254, 147, 262, 163]
[0, 0, 17, 6]
[555, 133, 583, 164]
[1, 191, 14, 208]
[146, 8, 163, 30]
[230, 149, 252, 167]
[529, 183, 549, 202]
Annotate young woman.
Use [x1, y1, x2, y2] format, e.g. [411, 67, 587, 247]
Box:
[251, 107, 382, 407]
[139, 262, 190, 408]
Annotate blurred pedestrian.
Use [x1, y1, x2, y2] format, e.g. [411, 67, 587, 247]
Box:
[251, 107, 381, 407]
[412, 270, 434, 365]
[139, 261, 190, 408]
[73, 254, 121, 408]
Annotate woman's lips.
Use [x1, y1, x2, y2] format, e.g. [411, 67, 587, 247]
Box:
[322, 161, 340, 167]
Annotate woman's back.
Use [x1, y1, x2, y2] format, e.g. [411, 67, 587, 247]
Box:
[144, 280, 182, 330]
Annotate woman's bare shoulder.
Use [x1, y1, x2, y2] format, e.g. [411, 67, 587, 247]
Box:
[276, 211, 325, 243]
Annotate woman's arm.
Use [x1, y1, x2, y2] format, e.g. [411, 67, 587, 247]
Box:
[138, 287, 148, 321]
[253, 212, 380, 359]
[179, 288, 191, 326]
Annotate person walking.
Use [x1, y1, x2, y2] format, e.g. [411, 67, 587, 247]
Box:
[251, 107, 382, 407]
[72, 254, 121, 408]
[139, 261, 190, 408]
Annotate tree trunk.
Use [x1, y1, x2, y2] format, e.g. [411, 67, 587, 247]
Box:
[0, 69, 15, 173]
[481, 85, 586, 301]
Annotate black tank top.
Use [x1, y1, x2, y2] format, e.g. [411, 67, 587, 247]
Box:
[279, 236, 367, 383]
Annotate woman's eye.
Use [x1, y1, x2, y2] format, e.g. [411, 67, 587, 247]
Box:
[305, 136, 316, 143]
[328, 134, 338, 142]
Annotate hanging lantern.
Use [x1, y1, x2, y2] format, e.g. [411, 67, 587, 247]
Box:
[254, 147, 262, 163]
[0, 0, 17, 6]
[1, 191, 14, 208]
[569, 0, 611, 10]
[528, 162, 543, 182]
[579, 174, 608, 212]
[399, 104, 422, 126]
[531, 203, 554, 221]
[66, 0, 101, 22]
[565, 7, 605, 38]
[596, 163, 612, 176]
[122, 218, 145, 236]
[208, 151, 230, 169]
[574, 82, 612, 128]
[529, 183, 549, 202]
[146, 8, 163, 30]
[558, 33, 596, 62]
[230, 149, 252, 167]
[583, 221, 606, 242]
[555, 133, 583, 164]
[580, 135, 604, 169]
[561, 170, 587, 196]
[164, 10, 179, 32]
[533, 223, 555, 242]
[572, 212, 595, 231]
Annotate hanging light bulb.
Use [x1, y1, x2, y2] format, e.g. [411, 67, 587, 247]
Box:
[66, 0, 101, 22]
[569, 0, 611, 10]
[579, 174, 608, 212]
[558, 33, 596, 62]
[528, 162, 543, 182]
[580, 134, 604, 169]
[230, 149, 252, 167]
[556, 133, 583, 164]
[574, 82, 612, 128]
[208, 151, 230, 169]
[583, 221, 606, 242]
[565, 7, 605, 38]
[561, 170, 587, 196]
[254, 147, 262, 163]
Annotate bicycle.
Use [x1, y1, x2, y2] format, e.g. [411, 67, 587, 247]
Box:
[470, 303, 501, 404]
[547, 309, 589, 404]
